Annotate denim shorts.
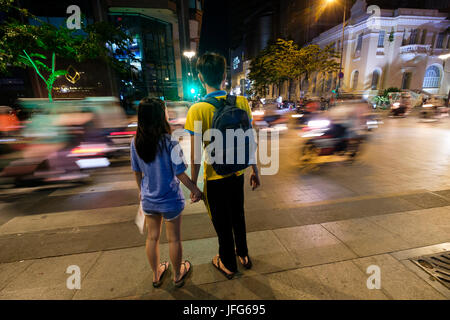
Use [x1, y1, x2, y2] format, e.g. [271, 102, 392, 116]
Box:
[142, 208, 182, 221]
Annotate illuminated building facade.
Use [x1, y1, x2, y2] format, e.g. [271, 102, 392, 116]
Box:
[310, 0, 449, 98]
[0, 0, 203, 110]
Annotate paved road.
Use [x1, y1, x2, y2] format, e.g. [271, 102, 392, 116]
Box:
[0, 114, 449, 299]
[1, 115, 449, 225]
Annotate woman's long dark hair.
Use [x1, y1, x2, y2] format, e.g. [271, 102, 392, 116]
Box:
[135, 97, 171, 163]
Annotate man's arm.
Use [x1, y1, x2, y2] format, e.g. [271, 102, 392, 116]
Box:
[243, 97, 260, 190]
[250, 164, 260, 190]
[190, 134, 201, 184]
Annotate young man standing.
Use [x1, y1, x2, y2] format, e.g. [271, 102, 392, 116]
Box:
[185, 52, 261, 279]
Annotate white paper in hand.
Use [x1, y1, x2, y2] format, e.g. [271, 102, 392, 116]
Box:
[135, 204, 145, 234]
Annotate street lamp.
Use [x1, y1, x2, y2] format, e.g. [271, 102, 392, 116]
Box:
[183, 51, 196, 59]
[183, 51, 196, 100]
[438, 53, 450, 107]
[325, 0, 346, 96]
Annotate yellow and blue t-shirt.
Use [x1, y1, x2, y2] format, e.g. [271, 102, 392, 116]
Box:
[184, 90, 253, 181]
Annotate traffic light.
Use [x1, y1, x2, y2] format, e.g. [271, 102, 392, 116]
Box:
[190, 87, 196, 94]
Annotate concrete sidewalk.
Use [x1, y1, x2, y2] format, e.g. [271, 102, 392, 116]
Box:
[0, 203, 448, 300]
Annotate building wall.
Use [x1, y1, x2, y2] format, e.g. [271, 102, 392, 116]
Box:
[311, 0, 449, 98]
[5, 0, 202, 103]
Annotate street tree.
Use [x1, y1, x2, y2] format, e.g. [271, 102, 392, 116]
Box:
[249, 38, 340, 100]
[294, 44, 340, 94]
[248, 40, 281, 97]
[0, 0, 135, 102]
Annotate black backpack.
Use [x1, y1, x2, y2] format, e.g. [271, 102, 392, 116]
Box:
[202, 94, 256, 175]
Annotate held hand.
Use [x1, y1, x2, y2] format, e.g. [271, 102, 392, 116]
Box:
[250, 172, 261, 191]
[190, 188, 203, 203]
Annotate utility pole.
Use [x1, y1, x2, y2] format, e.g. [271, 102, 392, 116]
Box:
[336, 0, 347, 96]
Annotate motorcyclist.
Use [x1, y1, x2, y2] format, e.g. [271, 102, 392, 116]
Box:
[392, 93, 411, 116]
[326, 100, 369, 152]
[0, 106, 20, 136]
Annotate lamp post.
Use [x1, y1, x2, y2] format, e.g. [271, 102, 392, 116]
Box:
[438, 53, 450, 107]
[325, 0, 347, 96]
[183, 51, 196, 100]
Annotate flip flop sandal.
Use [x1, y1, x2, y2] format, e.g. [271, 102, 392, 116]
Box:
[153, 262, 169, 288]
[235, 249, 253, 270]
[212, 256, 234, 280]
[238, 255, 252, 270]
[174, 260, 192, 288]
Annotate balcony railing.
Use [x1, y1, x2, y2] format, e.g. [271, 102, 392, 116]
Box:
[399, 44, 431, 54]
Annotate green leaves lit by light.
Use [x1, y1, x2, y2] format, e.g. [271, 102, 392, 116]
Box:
[0, 0, 136, 102]
[248, 38, 340, 98]
[19, 50, 67, 102]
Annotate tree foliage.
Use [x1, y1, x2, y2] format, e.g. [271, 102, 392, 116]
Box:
[0, 0, 135, 101]
[248, 38, 340, 97]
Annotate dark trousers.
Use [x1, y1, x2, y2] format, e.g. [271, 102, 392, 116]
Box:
[206, 174, 248, 273]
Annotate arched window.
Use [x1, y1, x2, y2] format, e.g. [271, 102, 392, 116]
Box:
[422, 66, 441, 88]
[352, 71, 359, 90]
[371, 70, 380, 90]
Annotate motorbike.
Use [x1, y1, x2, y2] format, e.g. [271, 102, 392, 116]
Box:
[299, 118, 368, 171]
[389, 102, 408, 117]
[419, 102, 449, 122]
[252, 109, 288, 133]
[0, 116, 120, 187]
[291, 108, 316, 128]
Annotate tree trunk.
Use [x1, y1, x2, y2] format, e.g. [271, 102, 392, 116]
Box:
[288, 79, 291, 101]
[47, 83, 53, 102]
[298, 77, 302, 99]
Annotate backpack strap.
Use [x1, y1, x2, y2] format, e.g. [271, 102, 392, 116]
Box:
[226, 94, 237, 106]
[201, 96, 225, 110]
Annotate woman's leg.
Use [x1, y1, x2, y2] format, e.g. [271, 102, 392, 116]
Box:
[165, 214, 186, 281]
[145, 214, 164, 282]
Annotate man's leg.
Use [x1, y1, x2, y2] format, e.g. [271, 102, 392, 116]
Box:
[230, 174, 249, 259]
[206, 176, 238, 273]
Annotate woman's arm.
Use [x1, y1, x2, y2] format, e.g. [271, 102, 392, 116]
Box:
[176, 172, 203, 202]
[190, 134, 201, 184]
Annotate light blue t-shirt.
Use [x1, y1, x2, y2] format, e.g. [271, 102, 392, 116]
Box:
[131, 134, 187, 213]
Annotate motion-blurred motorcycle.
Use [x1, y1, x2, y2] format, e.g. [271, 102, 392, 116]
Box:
[419, 97, 449, 122]
[252, 109, 288, 133]
[299, 118, 371, 171]
[0, 97, 132, 187]
[290, 100, 322, 128]
[389, 102, 408, 117]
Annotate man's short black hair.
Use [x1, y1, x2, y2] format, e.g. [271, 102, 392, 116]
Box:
[196, 52, 226, 89]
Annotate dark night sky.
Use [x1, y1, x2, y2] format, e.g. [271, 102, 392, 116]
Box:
[198, 0, 231, 61]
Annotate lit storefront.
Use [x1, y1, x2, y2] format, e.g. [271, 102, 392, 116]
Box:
[109, 13, 179, 109]
[230, 47, 251, 97]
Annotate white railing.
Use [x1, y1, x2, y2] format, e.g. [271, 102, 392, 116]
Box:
[400, 44, 431, 54]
